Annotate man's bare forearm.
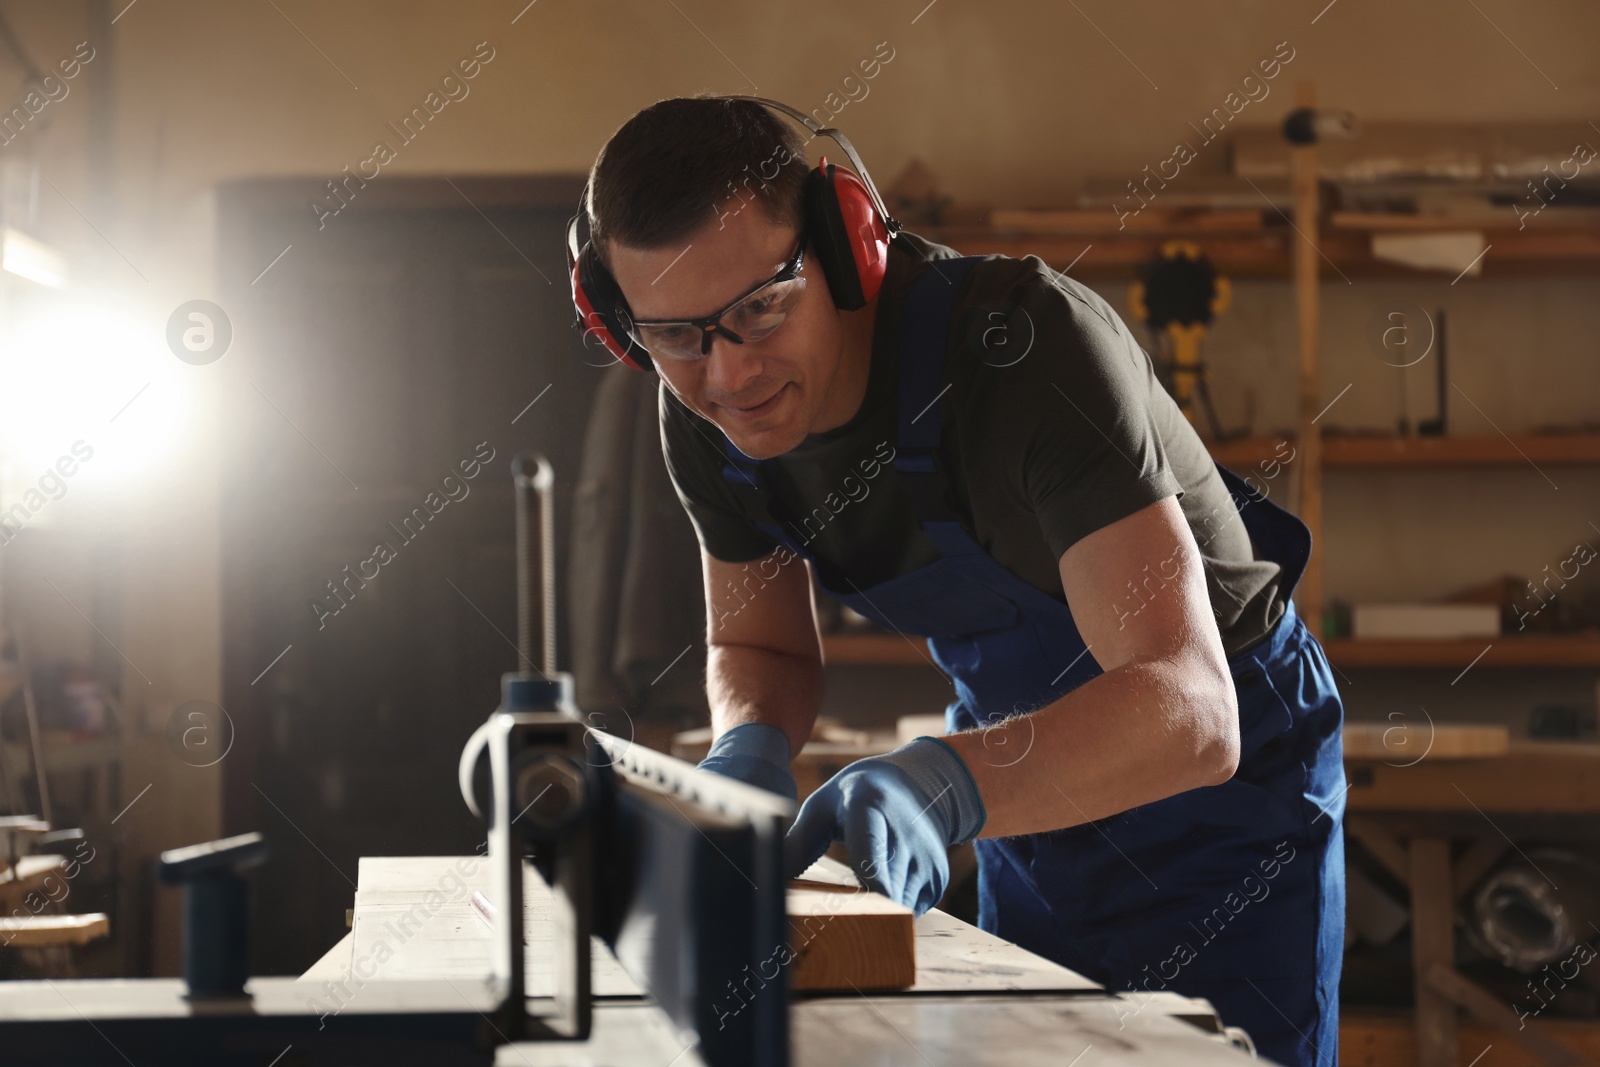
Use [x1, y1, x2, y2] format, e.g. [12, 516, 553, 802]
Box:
[943, 652, 1239, 839]
[707, 643, 824, 758]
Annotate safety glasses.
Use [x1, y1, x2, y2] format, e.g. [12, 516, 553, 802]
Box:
[622, 232, 808, 362]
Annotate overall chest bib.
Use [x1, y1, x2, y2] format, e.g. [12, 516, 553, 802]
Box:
[715, 257, 1345, 1067]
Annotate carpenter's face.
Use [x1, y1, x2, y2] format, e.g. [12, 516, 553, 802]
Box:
[605, 205, 844, 460]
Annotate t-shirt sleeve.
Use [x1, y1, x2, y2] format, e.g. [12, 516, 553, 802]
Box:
[993, 268, 1182, 561]
[657, 382, 780, 564]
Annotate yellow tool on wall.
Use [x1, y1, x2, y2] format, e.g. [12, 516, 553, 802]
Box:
[1127, 240, 1244, 441]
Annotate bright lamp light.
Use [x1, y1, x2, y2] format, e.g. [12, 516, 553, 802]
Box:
[0, 296, 189, 489]
[1, 229, 68, 289]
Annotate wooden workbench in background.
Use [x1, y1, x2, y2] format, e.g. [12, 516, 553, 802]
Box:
[1344, 740, 1600, 1067]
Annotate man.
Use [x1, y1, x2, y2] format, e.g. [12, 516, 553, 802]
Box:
[572, 96, 1344, 1067]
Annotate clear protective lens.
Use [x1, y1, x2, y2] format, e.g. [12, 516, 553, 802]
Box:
[632, 321, 701, 361]
[726, 275, 806, 343]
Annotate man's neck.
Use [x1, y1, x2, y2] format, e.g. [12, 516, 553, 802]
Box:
[813, 295, 879, 435]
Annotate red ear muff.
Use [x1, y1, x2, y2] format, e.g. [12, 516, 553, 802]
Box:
[803, 157, 891, 311]
[565, 208, 654, 373]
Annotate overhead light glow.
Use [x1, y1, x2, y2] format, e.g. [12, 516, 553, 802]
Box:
[1, 229, 68, 289]
[0, 295, 188, 489]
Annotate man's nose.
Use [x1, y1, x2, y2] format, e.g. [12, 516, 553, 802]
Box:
[701, 333, 763, 394]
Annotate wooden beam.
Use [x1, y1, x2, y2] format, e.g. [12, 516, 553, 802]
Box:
[1347, 816, 1412, 888]
[1342, 1009, 1600, 1066]
[1343, 724, 1509, 762]
[0, 855, 66, 917]
[1348, 745, 1600, 814]
[1410, 837, 1458, 1067]
[787, 879, 915, 992]
[1292, 81, 1324, 639]
[1425, 962, 1584, 1065]
[0, 913, 109, 948]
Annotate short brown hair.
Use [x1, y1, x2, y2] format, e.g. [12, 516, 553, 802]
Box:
[587, 95, 810, 268]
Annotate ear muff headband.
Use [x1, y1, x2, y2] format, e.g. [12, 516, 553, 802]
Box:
[565, 96, 902, 372]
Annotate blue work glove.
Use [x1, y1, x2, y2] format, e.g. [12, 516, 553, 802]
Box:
[697, 722, 798, 802]
[784, 736, 986, 917]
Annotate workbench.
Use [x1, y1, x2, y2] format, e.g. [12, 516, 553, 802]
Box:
[301, 853, 1264, 1066]
[1344, 739, 1600, 1067]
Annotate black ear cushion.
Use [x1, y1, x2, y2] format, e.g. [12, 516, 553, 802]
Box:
[803, 166, 867, 310]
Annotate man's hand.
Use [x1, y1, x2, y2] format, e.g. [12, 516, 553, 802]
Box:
[697, 721, 798, 801]
[784, 737, 986, 917]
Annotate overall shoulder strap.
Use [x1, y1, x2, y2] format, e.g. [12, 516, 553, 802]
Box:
[895, 256, 984, 523]
[718, 437, 784, 531]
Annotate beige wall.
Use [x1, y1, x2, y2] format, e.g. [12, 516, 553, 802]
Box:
[1, 0, 1596, 972]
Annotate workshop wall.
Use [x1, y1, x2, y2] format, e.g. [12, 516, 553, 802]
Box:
[1, 0, 1596, 975]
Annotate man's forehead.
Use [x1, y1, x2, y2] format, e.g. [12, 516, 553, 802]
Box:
[611, 218, 798, 320]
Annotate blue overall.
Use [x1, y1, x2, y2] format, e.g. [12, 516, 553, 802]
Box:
[717, 257, 1345, 1067]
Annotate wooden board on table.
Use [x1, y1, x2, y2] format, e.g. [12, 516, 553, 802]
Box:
[341, 857, 918, 994]
[334, 856, 643, 997]
[788, 878, 914, 991]
[321, 856, 1101, 999]
[1343, 722, 1510, 761]
[799, 857, 1101, 995]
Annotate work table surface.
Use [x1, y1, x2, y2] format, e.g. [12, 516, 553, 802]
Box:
[299, 855, 1263, 1066]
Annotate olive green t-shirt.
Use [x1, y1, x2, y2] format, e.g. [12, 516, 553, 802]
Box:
[658, 230, 1285, 658]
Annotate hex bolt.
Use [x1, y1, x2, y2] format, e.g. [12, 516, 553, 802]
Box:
[514, 754, 587, 836]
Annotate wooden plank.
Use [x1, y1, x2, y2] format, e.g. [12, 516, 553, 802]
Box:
[300, 931, 353, 982]
[788, 878, 914, 991]
[1348, 746, 1600, 814]
[800, 858, 1101, 994]
[1424, 962, 1583, 1065]
[1342, 1008, 1600, 1067]
[934, 211, 1600, 278]
[1330, 212, 1507, 231]
[926, 229, 1299, 279]
[1343, 724, 1509, 761]
[1327, 637, 1600, 668]
[0, 856, 66, 916]
[989, 207, 1265, 235]
[0, 913, 108, 948]
[1347, 817, 1412, 888]
[1410, 837, 1458, 1067]
[1212, 433, 1600, 468]
[1323, 432, 1600, 466]
[334, 856, 1102, 997]
[343, 856, 643, 997]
